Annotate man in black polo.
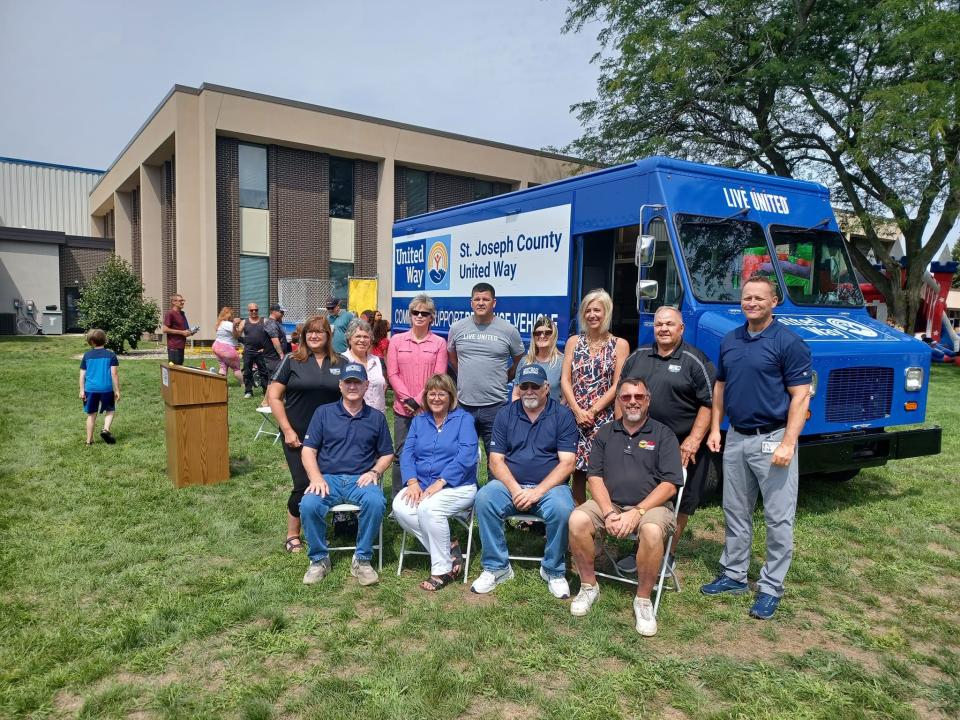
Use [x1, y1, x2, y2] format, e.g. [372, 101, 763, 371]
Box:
[620, 306, 714, 566]
[568, 377, 683, 636]
[263, 303, 290, 378]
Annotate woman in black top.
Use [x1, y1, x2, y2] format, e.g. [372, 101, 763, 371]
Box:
[268, 315, 345, 553]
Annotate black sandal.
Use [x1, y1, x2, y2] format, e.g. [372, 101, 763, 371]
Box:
[420, 572, 458, 591]
[284, 536, 304, 553]
[450, 541, 464, 578]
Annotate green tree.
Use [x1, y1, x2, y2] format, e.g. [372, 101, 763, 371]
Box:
[77, 256, 159, 353]
[563, 0, 959, 331]
[953, 241, 960, 288]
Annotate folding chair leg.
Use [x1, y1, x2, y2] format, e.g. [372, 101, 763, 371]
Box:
[397, 530, 408, 576]
[653, 534, 677, 617]
[378, 521, 383, 572]
[462, 513, 474, 584]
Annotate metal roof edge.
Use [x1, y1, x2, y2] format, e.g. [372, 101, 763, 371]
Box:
[0, 156, 104, 175]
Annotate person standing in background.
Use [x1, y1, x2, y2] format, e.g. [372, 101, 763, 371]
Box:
[326, 297, 355, 355]
[238, 303, 271, 399]
[161, 294, 196, 365]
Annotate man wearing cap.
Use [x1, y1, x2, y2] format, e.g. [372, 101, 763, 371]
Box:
[619, 306, 715, 568]
[567, 376, 683, 636]
[263, 303, 291, 378]
[299, 362, 393, 586]
[326, 298, 355, 355]
[702, 274, 812, 620]
[471, 364, 578, 599]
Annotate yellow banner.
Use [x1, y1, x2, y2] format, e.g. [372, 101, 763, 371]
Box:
[347, 278, 378, 316]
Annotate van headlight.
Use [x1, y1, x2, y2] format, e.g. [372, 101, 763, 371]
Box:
[809, 370, 818, 397]
[905, 367, 924, 391]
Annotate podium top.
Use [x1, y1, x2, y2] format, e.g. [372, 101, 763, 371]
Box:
[161, 363, 228, 407]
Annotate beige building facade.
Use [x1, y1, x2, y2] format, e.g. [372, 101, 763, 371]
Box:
[89, 83, 591, 338]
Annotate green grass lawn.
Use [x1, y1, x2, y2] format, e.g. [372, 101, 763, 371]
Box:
[1, 335, 958, 720]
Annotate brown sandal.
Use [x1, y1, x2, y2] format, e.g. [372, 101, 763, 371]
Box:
[420, 572, 458, 591]
[284, 536, 304, 553]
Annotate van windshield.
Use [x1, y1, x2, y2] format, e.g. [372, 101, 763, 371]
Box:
[676, 214, 781, 302]
[769, 226, 864, 307]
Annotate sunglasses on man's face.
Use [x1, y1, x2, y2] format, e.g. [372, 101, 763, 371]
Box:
[619, 393, 649, 403]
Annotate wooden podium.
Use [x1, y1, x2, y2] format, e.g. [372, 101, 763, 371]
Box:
[160, 363, 229, 488]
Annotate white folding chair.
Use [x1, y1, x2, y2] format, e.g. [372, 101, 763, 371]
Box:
[326, 500, 384, 572]
[254, 405, 281, 444]
[594, 468, 686, 616]
[396, 506, 476, 583]
[505, 513, 547, 565]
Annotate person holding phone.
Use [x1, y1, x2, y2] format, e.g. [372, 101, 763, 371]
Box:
[386, 294, 447, 498]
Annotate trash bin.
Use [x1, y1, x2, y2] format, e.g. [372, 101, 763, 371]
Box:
[43, 311, 63, 335]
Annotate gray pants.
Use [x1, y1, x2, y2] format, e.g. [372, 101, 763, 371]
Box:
[391, 413, 413, 498]
[719, 428, 798, 598]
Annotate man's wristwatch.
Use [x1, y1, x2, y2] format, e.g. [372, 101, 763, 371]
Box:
[634, 506, 647, 517]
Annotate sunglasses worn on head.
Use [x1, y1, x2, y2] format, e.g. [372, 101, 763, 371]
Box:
[619, 393, 649, 402]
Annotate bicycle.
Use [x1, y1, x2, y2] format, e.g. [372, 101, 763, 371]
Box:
[14, 299, 42, 336]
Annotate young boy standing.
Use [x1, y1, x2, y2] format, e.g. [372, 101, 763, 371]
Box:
[80, 329, 120, 445]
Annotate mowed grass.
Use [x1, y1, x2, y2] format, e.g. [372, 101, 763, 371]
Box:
[0, 335, 958, 720]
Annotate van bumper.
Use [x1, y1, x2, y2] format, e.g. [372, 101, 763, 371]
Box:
[798, 427, 942, 475]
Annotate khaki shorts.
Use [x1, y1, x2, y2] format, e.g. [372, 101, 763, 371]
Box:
[576, 498, 675, 538]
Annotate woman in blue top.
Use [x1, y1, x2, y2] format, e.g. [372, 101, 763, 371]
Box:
[393, 373, 479, 591]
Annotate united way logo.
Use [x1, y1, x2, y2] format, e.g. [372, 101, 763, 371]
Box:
[426, 235, 451, 291]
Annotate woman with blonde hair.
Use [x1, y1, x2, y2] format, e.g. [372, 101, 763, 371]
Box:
[212, 307, 243, 384]
[561, 289, 628, 504]
[268, 315, 346, 553]
[393, 373, 478, 591]
[512, 315, 563, 403]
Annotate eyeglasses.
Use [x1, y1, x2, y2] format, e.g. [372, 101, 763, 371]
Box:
[410, 310, 432, 318]
[305, 329, 327, 335]
[518, 383, 543, 391]
[533, 330, 553, 338]
[427, 391, 449, 399]
[619, 393, 649, 402]
[248, 308, 258, 312]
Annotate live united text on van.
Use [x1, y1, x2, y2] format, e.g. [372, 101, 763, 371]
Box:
[723, 187, 791, 215]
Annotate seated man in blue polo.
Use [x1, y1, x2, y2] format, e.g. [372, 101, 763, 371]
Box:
[471, 363, 578, 598]
[299, 362, 393, 586]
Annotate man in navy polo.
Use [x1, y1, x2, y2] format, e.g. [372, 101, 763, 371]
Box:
[299, 363, 393, 587]
[471, 364, 578, 598]
[702, 274, 811, 620]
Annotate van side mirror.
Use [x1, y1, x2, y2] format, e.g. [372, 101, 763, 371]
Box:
[637, 280, 659, 309]
[636, 235, 656, 268]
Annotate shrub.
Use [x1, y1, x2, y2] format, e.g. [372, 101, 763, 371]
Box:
[77, 256, 159, 353]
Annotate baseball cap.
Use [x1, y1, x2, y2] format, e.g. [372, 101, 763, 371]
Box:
[325, 297, 341, 310]
[517, 364, 548, 386]
[269, 303, 286, 313]
[341, 363, 368, 382]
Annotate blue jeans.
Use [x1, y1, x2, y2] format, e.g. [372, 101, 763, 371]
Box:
[475, 479, 575, 577]
[299, 474, 387, 563]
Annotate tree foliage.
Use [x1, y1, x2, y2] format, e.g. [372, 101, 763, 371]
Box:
[76, 256, 159, 353]
[564, 0, 959, 331]
[953, 241, 960, 288]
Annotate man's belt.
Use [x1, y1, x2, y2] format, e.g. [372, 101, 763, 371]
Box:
[732, 422, 786, 435]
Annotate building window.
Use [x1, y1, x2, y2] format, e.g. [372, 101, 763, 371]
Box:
[474, 180, 494, 200]
[240, 255, 270, 317]
[405, 169, 429, 217]
[330, 157, 354, 219]
[330, 261, 353, 302]
[239, 144, 268, 209]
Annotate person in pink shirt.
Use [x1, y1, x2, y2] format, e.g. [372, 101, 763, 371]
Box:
[387, 294, 448, 497]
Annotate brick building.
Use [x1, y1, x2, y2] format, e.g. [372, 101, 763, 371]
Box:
[88, 83, 592, 338]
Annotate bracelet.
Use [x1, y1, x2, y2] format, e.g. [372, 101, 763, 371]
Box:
[602, 510, 616, 520]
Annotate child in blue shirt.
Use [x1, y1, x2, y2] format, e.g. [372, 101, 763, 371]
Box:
[79, 328, 120, 445]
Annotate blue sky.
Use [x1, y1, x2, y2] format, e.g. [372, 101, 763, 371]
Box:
[0, 0, 602, 170]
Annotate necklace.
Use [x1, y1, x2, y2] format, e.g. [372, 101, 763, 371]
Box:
[586, 333, 610, 354]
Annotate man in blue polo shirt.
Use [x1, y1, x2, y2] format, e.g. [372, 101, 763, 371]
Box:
[299, 363, 393, 587]
[703, 274, 812, 619]
[471, 364, 578, 598]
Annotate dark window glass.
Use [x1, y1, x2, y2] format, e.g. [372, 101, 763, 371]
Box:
[329, 157, 354, 219]
[769, 227, 864, 307]
[239, 144, 268, 209]
[239, 255, 269, 316]
[677, 214, 781, 302]
[474, 180, 494, 200]
[405, 169, 428, 217]
[330, 261, 353, 302]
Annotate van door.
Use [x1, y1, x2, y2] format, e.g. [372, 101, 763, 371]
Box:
[637, 217, 684, 347]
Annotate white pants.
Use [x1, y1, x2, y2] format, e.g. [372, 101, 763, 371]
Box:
[392, 484, 477, 575]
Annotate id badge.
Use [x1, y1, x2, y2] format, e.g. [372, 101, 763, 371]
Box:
[761, 441, 778, 454]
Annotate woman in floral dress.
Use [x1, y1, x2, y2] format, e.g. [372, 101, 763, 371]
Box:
[561, 289, 629, 504]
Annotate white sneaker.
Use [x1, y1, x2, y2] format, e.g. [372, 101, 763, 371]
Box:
[302, 557, 331, 585]
[570, 583, 600, 616]
[634, 596, 657, 636]
[470, 565, 515, 594]
[539, 567, 570, 599]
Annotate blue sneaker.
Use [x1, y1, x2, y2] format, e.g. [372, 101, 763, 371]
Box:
[700, 574, 749, 595]
[749, 592, 780, 619]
